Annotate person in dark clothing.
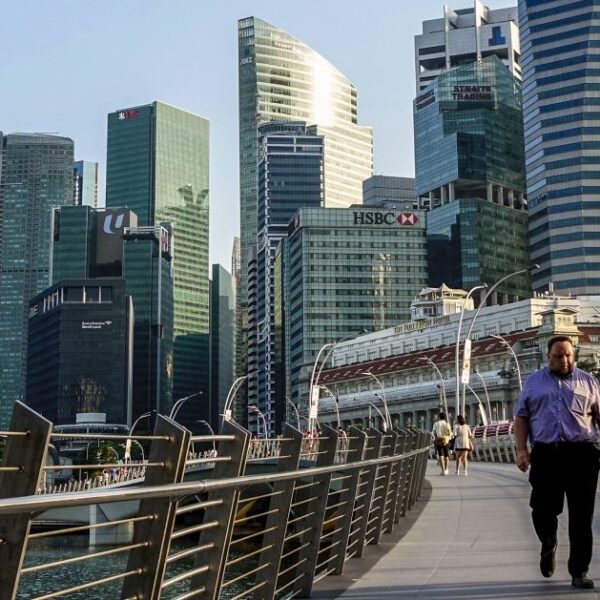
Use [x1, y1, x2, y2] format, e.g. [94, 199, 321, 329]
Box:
[514, 335, 600, 589]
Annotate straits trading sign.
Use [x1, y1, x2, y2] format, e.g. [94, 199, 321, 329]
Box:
[352, 211, 420, 226]
[452, 85, 494, 101]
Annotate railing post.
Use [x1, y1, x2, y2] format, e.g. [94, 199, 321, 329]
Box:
[406, 428, 420, 510]
[387, 428, 406, 529]
[350, 427, 383, 558]
[190, 419, 250, 599]
[331, 426, 367, 574]
[413, 431, 428, 499]
[295, 424, 338, 598]
[0, 402, 52, 600]
[256, 424, 303, 600]
[367, 430, 397, 545]
[378, 430, 399, 536]
[396, 427, 413, 520]
[120, 415, 190, 600]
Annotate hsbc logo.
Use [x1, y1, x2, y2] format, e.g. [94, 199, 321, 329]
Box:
[353, 211, 419, 226]
[398, 212, 419, 226]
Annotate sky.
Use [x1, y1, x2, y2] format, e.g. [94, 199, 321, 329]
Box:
[0, 0, 514, 270]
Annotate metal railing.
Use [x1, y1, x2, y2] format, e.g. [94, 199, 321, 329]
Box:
[0, 402, 430, 599]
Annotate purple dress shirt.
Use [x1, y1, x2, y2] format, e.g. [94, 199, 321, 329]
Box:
[514, 366, 600, 444]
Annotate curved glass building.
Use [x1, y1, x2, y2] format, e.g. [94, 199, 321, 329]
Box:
[520, 0, 600, 295]
[238, 16, 373, 306]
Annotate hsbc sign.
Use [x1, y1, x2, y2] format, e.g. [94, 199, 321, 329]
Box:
[353, 211, 420, 226]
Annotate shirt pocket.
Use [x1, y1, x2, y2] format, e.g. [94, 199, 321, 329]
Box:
[571, 391, 589, 415]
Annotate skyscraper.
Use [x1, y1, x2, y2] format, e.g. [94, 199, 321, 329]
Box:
[249, 122, 324, 433]
[73, 160, 99, 208]
[209, 264, 235, 431]
[0, 132, 74, 428]
[413, 55, 531, 301]
[414, 1, 521, 94]
[281, 206, 427, 410]
[237, 16, 373, 390]
[363, 175, 417, 209]
[106, 101, 209, 424]
[49, 205, 174, 422]
[519, 0, 600, 294]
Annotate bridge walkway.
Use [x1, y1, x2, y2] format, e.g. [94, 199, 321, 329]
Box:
[313, 461, 600, 599]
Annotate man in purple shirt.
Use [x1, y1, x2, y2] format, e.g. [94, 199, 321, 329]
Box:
[514, 335, 600, 589]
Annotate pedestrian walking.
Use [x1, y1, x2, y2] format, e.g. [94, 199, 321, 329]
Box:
[514, 335, 600, 589]
[453, 415, 472, 476]
[432, 412, 452, 475]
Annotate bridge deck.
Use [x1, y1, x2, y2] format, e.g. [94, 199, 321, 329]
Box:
[314, 461, 600, 599]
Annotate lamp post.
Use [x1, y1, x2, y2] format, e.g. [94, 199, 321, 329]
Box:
[473, 368, 492, 424]
[129, 410, 155, 436]
[286, 397, 301, 430]
[419, 357, 448, 418]
[490, 333, 523, 390]
[319, 385, 341, 428]
[196, 419, 216, 454]
[362, 371, 391, 429]
[455, 285, 487, 418]
[368, 401, 387, 432]
[308, 330, 367, 435]
[460, 265, 539, 413]
[222, 375, 250, 424]
[465, 384, 488, 426]
[249, 405, 268, 438]
[170, 391, 203, 421]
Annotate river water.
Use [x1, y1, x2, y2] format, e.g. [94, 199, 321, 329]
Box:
[19, 535, 256, 599]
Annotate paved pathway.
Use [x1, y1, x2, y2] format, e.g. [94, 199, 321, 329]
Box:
[313, 460, 600, 599]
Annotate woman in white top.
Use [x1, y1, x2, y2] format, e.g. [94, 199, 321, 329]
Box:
[453, 414, 473, 476]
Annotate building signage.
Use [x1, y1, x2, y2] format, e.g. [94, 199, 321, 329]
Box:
[118, 110, 139, 120]
[81, 320, 113, 330]
[353, 211, 420, 226]
[415, 89, 436, 111]
[452, 85, 493, 101]
[239, 56, 253, 66]
[95, 209, 135, 277]
[393, 315, 450, 335]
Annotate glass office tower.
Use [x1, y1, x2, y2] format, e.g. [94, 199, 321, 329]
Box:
[282, 206, 427, 409]
[249, 123, 324, 434]
[50, 205, 174, 422]
[106, 101, 209, 425]
[209, 264, 235, 430]
[237, 17, 373, 391]
[427, 198, 531, 302]
[0, 132, 74, 428]
[519, 0, 600, 294]
[73, 160, 99, 207]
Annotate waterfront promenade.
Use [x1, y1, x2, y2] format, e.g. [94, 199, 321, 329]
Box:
[314, 461, 600, 599]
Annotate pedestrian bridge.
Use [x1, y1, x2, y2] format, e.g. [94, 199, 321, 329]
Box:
[3, 403, 591, 600]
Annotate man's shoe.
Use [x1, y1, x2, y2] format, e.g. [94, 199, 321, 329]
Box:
[571, 575, 594, 589]
[540, 541, 556, 578]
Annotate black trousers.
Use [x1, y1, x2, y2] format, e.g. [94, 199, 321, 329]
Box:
[529, 443, 600, 577]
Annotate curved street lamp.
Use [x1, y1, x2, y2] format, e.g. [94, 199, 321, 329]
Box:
[419, 357, 448, 417]
[286, 397, 301, 430]
[461, 265, 539, 412]
[362, 371, 391, 428]
[465, 384, 488, 426]
[318, 385, 341, 428]
[222, 375, 251, 424]
[455, 285, 487, 418]
[129, 410, 156, 436]
[491, 333, 523, 390]
[368, 401, 387, 432]
[248, 405, 268, 438]
[473, 368, 492, 424]
[196, 419, 216, 454]
[170, 391, 203, 421]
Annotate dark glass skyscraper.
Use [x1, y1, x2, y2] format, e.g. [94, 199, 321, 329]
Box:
[50, 205, 174, 422]
[106, 101, 209, 425]
[209, 264, 235, 430]
[519, 0, 600, 294]
[0, 132, 74, 428]
[250, 123, 324, 433]
[26, 279, 130, 425]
